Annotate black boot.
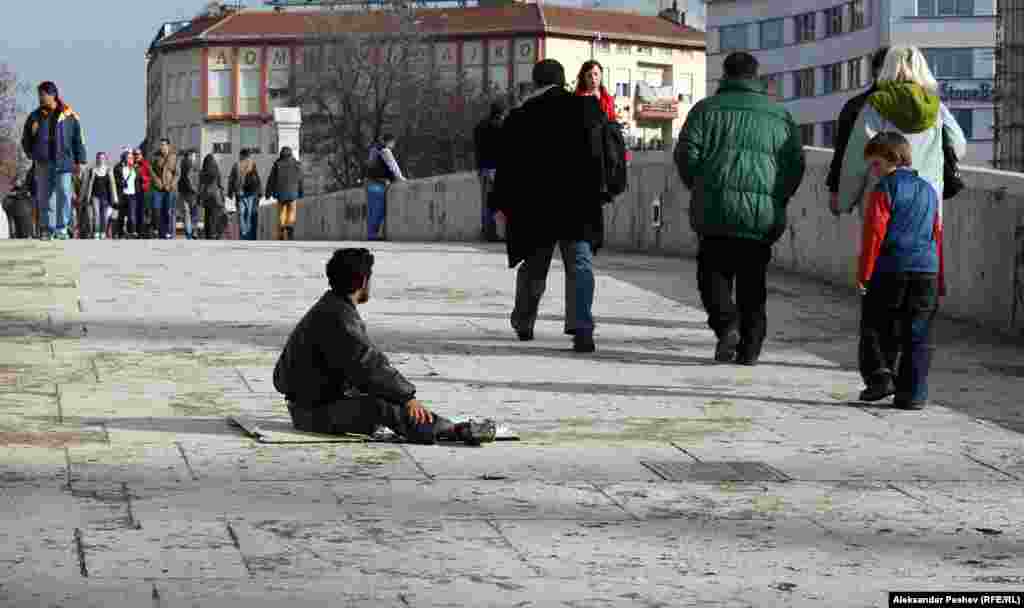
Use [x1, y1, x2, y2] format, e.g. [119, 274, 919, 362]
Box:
[859, 373, 896, 402]
[573, 331, 596, 353]
[714, 329, 740, 363]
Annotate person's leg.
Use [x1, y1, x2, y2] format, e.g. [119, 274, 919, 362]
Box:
[88, 196, 100, 238]
[367, 184, 386, 240]
[858, 273, 901, 400]
[894, 274, 939, 409]
[164, 192, 177, 238]
[734, 240, 772, 364]
[183, 196, 194, 239]
[511, 242, 557, 339]
[247, 196, 259, 240]
[237, 196, 251, 240]
[697, 237, 739, 361]
[276, 201, 287, 241]
[39, 167, 57, 238]
[150, 192, 165, 238]
[284, 201, 296, 240]
[55, 172, 72, 238]
[561, 240, 595, 351]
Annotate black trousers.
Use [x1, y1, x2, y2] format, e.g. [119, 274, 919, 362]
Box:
[697, 236, 772, 356]
[858, 272, 939, 403]
[287, 396, 455, 445]
[204, 205, 226, 239]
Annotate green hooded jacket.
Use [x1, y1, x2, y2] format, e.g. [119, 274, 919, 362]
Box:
[674, 79, 806, 243]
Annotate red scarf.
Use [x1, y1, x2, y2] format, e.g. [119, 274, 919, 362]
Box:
[576, 86, 617, 121]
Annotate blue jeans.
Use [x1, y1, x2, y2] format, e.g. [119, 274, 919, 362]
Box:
[238, 195, 258, 240]
[182, 195, 200, 239]
[34, 163, 73, 235]
[858, 272, 939, 403]
[151, 191, 178, 238]
[512, 240, 595, 335]
[366, 182, 387, 240]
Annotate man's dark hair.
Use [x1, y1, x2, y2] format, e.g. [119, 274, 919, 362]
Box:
[871, 46, 890, 79]
[160, 138, 170, 145]
[532, 59, 566, 88]
[723, 52, 759, 79]
[327, 248, 375, 294]
[864, 131, 912, 167]
[379, 134, 395, 145]
[240, 148, 252, 160]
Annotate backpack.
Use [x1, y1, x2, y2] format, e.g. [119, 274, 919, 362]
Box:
[601, 121, 628, 201]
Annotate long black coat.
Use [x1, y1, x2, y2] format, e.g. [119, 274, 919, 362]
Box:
[492, 87, 607, 268]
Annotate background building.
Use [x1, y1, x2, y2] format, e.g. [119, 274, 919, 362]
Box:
[706, 0, 997, 166]
[146, 3, 705, 190]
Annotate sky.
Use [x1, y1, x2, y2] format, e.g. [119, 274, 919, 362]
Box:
[0, 0, 705, 160]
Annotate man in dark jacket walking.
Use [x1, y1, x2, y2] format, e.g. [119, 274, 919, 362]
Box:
[675, 52, 806, 365]
[493, 59, 607, 353]
[274, 248, 496, 445]
[21, 81, 87, 240]
[828, 47, 890, 215]
[265, 147, 303, 241]
[474, 101, 506, 242]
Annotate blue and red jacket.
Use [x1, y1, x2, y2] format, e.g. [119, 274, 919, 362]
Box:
[858, 167, 945, 294]
[21, 103, 87, 174]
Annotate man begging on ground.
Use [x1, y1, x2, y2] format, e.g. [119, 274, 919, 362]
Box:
[273, 248, 497, 445]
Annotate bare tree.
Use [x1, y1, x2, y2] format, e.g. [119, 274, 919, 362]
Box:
[0, 63, 27, 194]
[295, 4, 502, 192]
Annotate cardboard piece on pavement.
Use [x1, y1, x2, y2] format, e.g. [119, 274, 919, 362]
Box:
[228, 415, 368, 444]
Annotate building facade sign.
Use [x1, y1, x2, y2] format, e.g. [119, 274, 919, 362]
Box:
[939, 80, 994, 103]
[209, 48, 235, 69]
[515, 39, 536, 64]
[463, 41, 484, 66]
[239, 47, 261, 69]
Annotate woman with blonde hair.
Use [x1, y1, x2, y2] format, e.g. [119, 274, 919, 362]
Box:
[837, 45, 967, 222]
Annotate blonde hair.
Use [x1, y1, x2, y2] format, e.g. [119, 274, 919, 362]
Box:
[876, 45, 939, 94]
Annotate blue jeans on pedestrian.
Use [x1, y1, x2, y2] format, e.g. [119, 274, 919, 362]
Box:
[34, 163, 73, 236]
[182, 195, 200, 239]
[512, 240, 595, 335]
[151, 191, 177, 238]
[858, 272, 939, 404]
[366, 182, 387, 240]
[238, 195, 258, 240]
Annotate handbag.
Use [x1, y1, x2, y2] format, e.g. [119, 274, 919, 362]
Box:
[942, 126, 965, 200]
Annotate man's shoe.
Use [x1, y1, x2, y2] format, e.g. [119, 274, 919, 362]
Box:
[859, 376, 896, 402]
[735, 353, 760, 366]
[714, 330, 741, 363]
[573, 333, 596, 353]
[457, 419, 497, 446]
[515, 328, 534, 341]
[892, 396, 926, 410]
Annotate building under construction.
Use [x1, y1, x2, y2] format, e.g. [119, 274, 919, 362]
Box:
[996, 0, 1024, 171]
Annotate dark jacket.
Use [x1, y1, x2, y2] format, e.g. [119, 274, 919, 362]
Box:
[492, 86, 607, 268]
[266, 157, 304, 201]
[178, 154, 197, 196]
[273, 290, 416, 406]
[473, 116, 503, 171]
[21, 104, 87, 173]
[199, 154, 223, 208]
[674, 78, 805, 244]
[827, 85, 876, 193]
[229, 158, 262, 199]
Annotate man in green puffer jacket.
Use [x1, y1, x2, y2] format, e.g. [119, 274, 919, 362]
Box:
[674, 52, 806, 365]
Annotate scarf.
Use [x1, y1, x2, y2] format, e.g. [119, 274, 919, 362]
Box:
[867, 81, 940, 134]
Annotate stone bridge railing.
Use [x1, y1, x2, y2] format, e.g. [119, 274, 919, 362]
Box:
[258, 148, 1024, 336]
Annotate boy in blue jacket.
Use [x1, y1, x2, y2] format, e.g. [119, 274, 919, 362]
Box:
[21, 81, 87, 240]
[857, 132, 944, 410]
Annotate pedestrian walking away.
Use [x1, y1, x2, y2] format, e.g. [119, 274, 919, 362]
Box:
[21, 81, 87, 240]
[827, 47, 890, 215]
[474, 101, 506, 242]
[492, 59, 609, 353]
[199, 153, 226, 240]
[674, 51, 805, 366]
[265, 146, 304, 241]
[856, 132, 943, 410]
[274, 248, 497, 445]
[178, 149, 201, 239]
[79, 152, 118, 239]
[364, 136, 406, 241]
[229, 148, 262, 240]
[150, 138, 179, 239]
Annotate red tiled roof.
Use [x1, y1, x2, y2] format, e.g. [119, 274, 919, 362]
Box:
[155, 5, 704, 49]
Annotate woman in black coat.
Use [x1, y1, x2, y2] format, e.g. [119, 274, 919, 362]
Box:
[199, 153, 225, 239]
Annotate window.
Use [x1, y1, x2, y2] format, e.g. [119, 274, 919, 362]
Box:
[240, 126, 261, 154]
[208, 69, 233, 115]
[848, 57, 864, 88]
[596, 41, 611, 54]
[191, 71, 201, 100]
[924, 48, 974, 78]
[240, 69, 261, 115]
[794, 12, 816, 43]
[794, 67, 815, 98]
[676, 73, 693, 103]
[800, 124, 815, 147]
[760, 19, 784, 49]
[973, 108, 995, 141]
[659, 47, 673, 57]
[920, 0, 975, 15]
[720, 24, 749, 51]
[616, 43, 632, 54]
[212, 142, 232, 155]
[615, 68, 632, 97]
[849, 0, 866, 29]
[822, 120, 838, 148]
[825, 6, 844, 37]
[636, 45, 653, 56]
[823, 63, 843, 93]
[951, 109, 973, 139]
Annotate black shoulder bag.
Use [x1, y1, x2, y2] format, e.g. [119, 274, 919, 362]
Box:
[942, 126, 964, 200]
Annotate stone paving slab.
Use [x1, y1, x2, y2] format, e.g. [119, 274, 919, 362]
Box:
[3, 240, 1024, 606]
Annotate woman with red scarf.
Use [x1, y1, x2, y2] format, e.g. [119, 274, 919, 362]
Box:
[575, 60, 617, 121]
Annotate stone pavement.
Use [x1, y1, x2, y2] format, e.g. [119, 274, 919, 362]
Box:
[1, 239, 1023, 607]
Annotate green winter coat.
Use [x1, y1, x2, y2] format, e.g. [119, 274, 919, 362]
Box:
[674, 79, 805, 243]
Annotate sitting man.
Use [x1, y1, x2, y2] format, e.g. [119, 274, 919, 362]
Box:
[274, 248, 497, 445]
